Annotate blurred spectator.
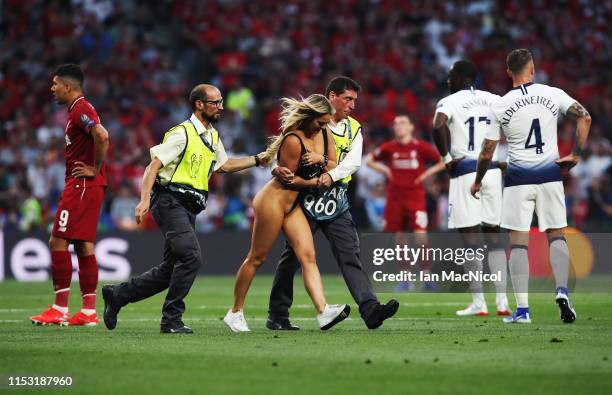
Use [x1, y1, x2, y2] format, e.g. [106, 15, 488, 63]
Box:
[587, 166, 612, 230]
[571, 138, 612, 200]
[18, 187, 42, 232]
[36, 116, 64, 146]
[0, 0, 609, 232]
[27, 155, 51, 202]
[357, 157, 387, 230]
[110, 185, 139, 231]
[363, 181, 386, 232]
[226, 80, 255, 121]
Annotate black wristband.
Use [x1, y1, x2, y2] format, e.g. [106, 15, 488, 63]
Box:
[254, 155, 261, 167]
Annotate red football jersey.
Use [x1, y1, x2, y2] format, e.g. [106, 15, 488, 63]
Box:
[64, 96, 107, 187]
[372, 138, 439, 192]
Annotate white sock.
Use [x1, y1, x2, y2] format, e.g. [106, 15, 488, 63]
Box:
[81, 309, 96, 316]
[472, 292, 486, 306]
[463, 255, 484, 293]
[509, 245, 530, 308]
[52, 304, 69, 314]
[549, 238, 570, 288]
[515, 293, 529, 308]
[496, 293, 508, 305]
[488, 248, 508, 294]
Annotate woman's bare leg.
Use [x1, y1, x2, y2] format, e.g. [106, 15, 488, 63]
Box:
[282, 208, 326, 314]
[232, 199, 284, 312]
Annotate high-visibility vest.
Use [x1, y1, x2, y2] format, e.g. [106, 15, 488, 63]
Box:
[331, 116, 361, 184]
[158, 120, 218, 193]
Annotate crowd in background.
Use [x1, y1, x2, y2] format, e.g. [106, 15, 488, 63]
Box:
[1, 0, 610, 233]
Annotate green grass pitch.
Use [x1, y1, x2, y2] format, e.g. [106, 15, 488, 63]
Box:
[1, 276, 611, 395]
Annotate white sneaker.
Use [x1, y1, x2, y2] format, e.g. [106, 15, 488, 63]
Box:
[456, 303, 488, 316]
[223, 309, 250, 332]
[317, 304, 350, 330]
[495, 294, 512, 316]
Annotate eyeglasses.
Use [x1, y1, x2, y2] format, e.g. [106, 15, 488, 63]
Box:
[204, 99, 224, 108]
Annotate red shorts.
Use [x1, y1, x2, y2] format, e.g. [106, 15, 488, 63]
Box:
[383, 192, 428, 232]
[52, 182, 105, 243]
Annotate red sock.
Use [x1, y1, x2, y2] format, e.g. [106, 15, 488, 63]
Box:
[78, 255, 98, 310]
[51, 251, 72, 307]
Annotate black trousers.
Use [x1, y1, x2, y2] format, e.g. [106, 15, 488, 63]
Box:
[114, 189, 202, 327]
[268, 210, 379, 320]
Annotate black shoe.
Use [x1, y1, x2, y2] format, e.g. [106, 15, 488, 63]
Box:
[160, 325, 194, 334]
[266, 317, 300, 331]
[555, 292, 576, 324]
[364, 299, 400, 329]
[102, 285, 122, 330]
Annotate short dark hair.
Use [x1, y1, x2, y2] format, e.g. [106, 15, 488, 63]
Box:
[54, 64, 84, 86]
[396, 114, 412, 122]
[450, 60, 478, 83]
[506, 49, 533, 74]
[325, 76, 361, 97]
[189, 86, 207, 110]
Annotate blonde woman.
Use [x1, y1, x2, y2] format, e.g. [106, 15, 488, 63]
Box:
[224, 94, 350, 332]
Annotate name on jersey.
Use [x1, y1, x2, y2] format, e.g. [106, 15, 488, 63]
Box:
[461, 98, 491, 111]
[501, 95, 559, 126]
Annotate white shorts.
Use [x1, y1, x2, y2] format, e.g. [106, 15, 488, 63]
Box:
[501, 181, 567, 232]
[448, 169, 502, 229]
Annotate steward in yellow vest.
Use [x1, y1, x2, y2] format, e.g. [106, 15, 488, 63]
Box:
[154, 119, 220, 213]
[103, 84, 268, 334]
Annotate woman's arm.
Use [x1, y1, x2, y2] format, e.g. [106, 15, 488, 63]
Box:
[323, 128, 337, 172]
[300, 128, 337, 171]
[289, 175, 320, 188]
[279, 134, 319, 189]
[366, 152, 392, 180]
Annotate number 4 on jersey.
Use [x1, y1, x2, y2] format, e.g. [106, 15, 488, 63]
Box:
[525, 118, 544, 154]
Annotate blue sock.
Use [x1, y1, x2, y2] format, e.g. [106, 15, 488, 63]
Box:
[555, 286, 569, 296]
[517, 307, 530, 315]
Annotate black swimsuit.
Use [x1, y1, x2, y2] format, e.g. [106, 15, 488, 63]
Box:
[277, 131, 329, 212]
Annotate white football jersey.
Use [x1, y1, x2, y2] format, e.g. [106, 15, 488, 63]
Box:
[435, 88, 501, 161]
[487, 82, 576, 186]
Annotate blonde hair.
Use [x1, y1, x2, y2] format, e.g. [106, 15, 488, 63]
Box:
[260, 94, 334, 164]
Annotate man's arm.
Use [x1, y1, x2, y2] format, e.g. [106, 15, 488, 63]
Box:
[470, 138, 498, 198]
[432, 112, 464, 172]
[215, 135, 267, 173]
[72, 123, 110, 178]
[92, 124, 110, 173]
[217, 156, 260, 173]
[556, 101, 592, 168]
[326, 132, 363, 182]
[365, 152, 392, 180]
[135, 157, 163, 224]
[135, 127, 187, 224]
[432, 112, 450, 157]
[415, 159, 445, 184]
